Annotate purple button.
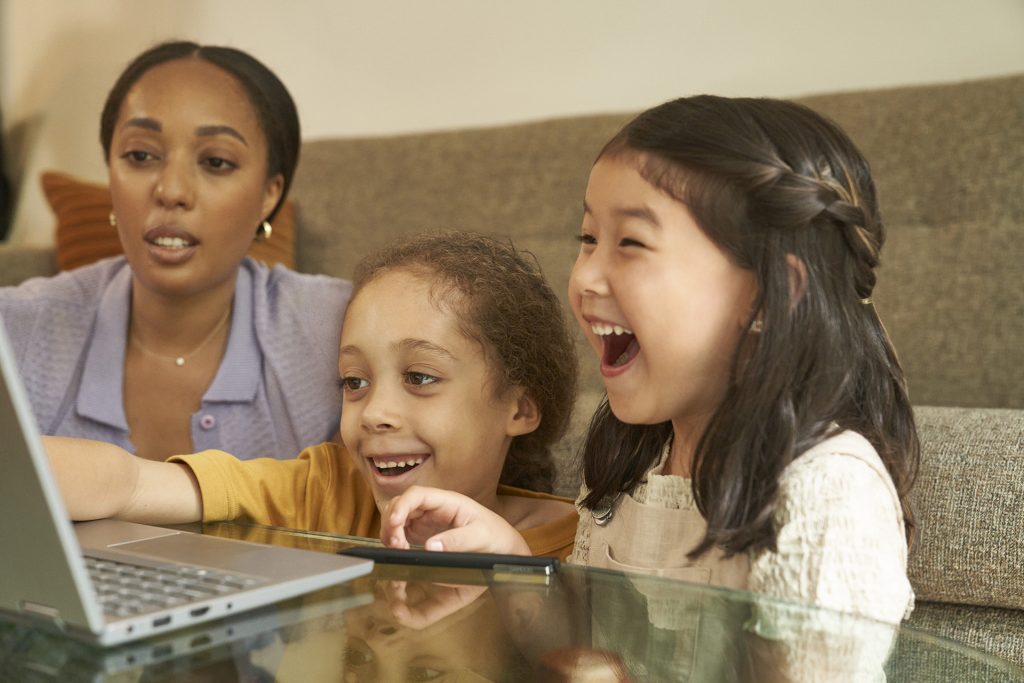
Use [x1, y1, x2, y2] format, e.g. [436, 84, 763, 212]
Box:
[199, 414, 216, 430]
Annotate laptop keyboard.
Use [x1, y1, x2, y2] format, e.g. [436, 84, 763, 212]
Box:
[84, 555, 266, 618]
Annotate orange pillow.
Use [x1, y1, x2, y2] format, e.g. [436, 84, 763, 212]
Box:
[41, 171, 296, 272]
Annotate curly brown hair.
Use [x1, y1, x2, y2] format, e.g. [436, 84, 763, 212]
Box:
[350, 231, 578, 493]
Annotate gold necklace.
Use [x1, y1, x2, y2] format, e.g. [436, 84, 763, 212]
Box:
[129, 309, 232, 367]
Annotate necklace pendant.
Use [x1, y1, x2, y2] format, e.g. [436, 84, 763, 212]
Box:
[175, 357, 185, 367]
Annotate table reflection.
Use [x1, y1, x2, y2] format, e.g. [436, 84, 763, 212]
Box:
[0, 523, 1020, 682]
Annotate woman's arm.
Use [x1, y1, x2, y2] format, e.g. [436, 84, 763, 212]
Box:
[43, 436, 202, 524]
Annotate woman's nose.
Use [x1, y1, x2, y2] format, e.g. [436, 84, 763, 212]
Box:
[153, 158, 195, 209]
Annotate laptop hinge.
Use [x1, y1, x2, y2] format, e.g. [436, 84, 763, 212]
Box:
[19, 601, 68, 630]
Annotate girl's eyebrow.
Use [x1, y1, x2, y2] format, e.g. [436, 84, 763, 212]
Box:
[582, 199, 661, 227]
[614, 205, 661, 227]
[398, 338, 457, 361]
[338, 339, 458, 361]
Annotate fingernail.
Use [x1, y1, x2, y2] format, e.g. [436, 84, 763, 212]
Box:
[426, 539, 443, 551]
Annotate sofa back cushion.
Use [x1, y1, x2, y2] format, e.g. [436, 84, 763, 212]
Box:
[797, 75, 1024, 409]
[908, 406, 1024, 610]
[291, 114, 631, 401]
[291, 74, 1024, 411]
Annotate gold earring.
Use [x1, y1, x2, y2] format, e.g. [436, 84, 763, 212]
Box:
[257, 220, 273, 240]
[109, 212, 117, 227]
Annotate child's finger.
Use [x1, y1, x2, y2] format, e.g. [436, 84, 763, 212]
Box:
[388, 486, 466, 530]
[423, 524, 496, 554]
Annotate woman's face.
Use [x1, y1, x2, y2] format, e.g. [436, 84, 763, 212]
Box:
[107, 57, 282, 301]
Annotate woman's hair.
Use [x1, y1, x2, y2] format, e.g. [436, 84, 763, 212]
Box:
[99, 40, 300, 223]
[580, 96, 919, 557]
[351, 231, 579, 493]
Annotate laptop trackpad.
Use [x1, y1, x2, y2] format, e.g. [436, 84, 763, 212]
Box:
[75, 519, 182, 549]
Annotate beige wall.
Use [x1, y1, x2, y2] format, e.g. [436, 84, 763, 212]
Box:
[2, 0, 1023, 243]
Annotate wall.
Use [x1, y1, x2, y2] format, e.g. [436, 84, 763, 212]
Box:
[2, 0, 1023, 244]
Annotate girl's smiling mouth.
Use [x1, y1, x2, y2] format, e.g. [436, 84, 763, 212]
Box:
[370, 455, 429, 477]
[590, 322, 640, 371]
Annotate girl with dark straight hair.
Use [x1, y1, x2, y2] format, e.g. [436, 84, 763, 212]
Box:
[382, 95, 919, 629]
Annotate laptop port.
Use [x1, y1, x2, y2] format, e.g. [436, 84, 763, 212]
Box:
[190, 635, 212, 648]
[189, 606, 210, 617]
[152, 616, 171, 627]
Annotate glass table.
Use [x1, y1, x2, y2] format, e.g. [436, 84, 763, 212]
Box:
[1, 521, 1021, 682]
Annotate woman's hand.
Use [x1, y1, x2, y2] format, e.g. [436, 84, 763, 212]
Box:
[380, 486, 531, 556]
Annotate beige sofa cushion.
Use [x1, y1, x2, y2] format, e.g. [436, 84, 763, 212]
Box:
[799, 75, 1024, 409]
[292, 74, 1024, 411]
[908, 406, 1024, 609]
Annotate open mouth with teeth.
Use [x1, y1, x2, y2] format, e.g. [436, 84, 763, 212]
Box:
[148, 235, 198, 250]
[371, 456, 426, 477]
[591, 322, 640, 368]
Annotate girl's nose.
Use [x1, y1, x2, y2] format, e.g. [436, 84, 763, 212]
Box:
[570, 250, 609, 297]
[361, 387, 401, 432]
[153, 158, 195, 210]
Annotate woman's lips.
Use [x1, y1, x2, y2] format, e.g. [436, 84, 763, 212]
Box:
[143, 226, 199, 265]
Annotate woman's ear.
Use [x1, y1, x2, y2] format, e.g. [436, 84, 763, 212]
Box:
[260, 173, 285, 222]
[505, 389, 541, 438]
[786, 253, 809, 308]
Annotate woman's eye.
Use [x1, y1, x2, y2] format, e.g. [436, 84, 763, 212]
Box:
[620, 237, 646, 248]
[340, 377, 369, 392]
[575, 233, 597, 246]
[122, 150, 154, 163]
[203, 156, 236, 171]
[404, 372, 439, 387]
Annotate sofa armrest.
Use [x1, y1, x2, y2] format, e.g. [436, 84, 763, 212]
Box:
[908, 405, 1024, 610]
[0, 244, 56, 287]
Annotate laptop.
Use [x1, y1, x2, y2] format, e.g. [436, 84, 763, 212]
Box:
[0, 319, 373, 646]
[0, 583, 373, 681]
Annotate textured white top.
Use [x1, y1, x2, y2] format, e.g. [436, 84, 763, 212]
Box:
[571, 430, 914, 624]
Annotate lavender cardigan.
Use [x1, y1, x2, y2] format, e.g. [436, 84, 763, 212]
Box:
[0, 256, 351, 460]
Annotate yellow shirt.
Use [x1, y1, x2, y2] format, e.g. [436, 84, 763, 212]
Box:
[170, 442, 577, 558]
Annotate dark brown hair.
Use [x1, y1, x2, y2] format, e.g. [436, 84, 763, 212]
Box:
[99, 40, 299, 223]
[580, 96, 919, 557]
[350, 231, 578, 493]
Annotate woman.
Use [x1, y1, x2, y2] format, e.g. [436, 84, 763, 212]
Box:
[0, 41, 350, 460]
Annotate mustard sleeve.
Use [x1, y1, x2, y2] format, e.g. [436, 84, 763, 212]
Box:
[168, 442, 380, 537]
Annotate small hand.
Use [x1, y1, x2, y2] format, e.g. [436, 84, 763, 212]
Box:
[381, 579, 487, 630]
[380, 486, 531, 556]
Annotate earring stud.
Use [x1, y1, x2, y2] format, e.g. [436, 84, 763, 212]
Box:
[109, 212, 117, 227]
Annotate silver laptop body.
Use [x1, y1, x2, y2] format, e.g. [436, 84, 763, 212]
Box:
[0, 319, 372, 646]
[0, 585, 372, 680]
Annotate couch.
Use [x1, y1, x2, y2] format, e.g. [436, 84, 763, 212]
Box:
[1, 73, 1022, 671]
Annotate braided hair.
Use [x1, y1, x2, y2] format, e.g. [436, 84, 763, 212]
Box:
[579, 96, 918, 557]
